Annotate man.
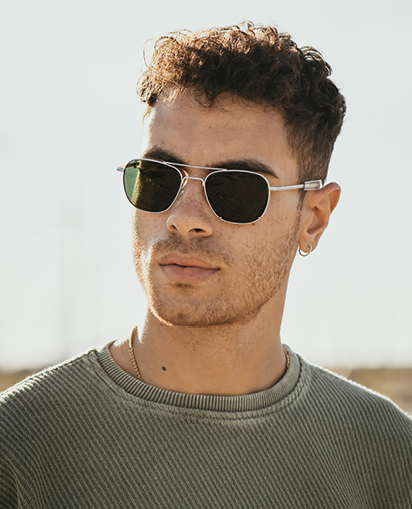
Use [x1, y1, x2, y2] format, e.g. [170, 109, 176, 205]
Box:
[1, 23, 411, 508]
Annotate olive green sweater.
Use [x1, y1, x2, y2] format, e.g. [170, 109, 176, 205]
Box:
[1, 345, 411, 508]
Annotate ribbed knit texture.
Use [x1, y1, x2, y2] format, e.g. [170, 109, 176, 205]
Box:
[1, 344, 411, 508]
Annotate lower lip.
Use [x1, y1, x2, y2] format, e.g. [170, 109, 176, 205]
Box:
[160, 264, 218, 283]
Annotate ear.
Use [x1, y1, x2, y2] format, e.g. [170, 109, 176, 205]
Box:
[297, 183, 341, 253]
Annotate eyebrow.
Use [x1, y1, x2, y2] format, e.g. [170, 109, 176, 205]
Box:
[141, 147, 279, 179]
[215, 159, 279, 179]
[142, 148, 186, 166]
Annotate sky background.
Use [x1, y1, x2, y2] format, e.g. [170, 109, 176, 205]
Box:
[1, 0, 411, 370]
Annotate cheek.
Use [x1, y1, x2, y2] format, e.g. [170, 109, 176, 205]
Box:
[265, 193, 301, 229]
[131, 224, 144, 283]
[131, 212, 155, 278]
[243, 207, 300, 263]
[132, 211, 160, 247]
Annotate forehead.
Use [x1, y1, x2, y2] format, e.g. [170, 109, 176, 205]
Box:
[141, 93, 298, 182]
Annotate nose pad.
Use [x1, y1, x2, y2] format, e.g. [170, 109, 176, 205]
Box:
[172, 175, 205, 209]
[172, 176, 190, 209]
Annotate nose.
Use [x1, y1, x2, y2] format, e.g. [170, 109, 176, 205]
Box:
[166, 176, 214, 237]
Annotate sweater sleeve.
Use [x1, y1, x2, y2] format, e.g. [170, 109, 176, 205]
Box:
[0, 452, 18, 509]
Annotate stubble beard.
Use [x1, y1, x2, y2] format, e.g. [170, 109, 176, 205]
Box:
[132, 213, 300, 328]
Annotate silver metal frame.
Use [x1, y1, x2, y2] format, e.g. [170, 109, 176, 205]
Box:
[117, 158, 323, 225]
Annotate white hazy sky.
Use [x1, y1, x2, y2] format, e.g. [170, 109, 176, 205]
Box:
[1, 0, 411, 370]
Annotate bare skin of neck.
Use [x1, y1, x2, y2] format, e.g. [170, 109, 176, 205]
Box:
[109, 280, 288, 396]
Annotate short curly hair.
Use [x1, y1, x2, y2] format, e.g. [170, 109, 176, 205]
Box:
[137, 23, 346, 182]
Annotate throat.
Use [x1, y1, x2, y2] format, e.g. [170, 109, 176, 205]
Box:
[120, 321, 288, 396]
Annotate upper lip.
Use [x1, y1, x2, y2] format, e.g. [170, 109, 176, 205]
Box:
[159, 252, 219, 270]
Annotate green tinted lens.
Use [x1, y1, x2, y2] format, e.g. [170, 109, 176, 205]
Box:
[123, 160, 182, 212]
[205, 171, 269, 223]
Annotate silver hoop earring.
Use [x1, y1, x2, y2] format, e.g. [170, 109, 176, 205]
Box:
[298, 244, 312, 257]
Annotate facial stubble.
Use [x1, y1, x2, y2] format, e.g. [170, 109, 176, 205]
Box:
[132, 212, 301, 328]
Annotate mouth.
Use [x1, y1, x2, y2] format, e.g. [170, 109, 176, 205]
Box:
[159, 253, 220, 284]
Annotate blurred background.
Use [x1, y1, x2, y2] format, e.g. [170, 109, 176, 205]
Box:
[1, 0, 411, 407]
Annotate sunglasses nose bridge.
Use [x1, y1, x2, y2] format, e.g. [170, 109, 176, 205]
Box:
[173, 175, 207, 208]
[182, 175, 205, 184]
[179, 175, 207, 197]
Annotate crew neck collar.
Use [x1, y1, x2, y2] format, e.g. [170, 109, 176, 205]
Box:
[96, 343, 301, 413]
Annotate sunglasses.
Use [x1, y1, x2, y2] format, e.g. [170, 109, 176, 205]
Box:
[117, 158, 322, 225]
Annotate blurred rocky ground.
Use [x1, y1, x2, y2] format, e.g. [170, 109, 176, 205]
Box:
[1, 367, 411, 415]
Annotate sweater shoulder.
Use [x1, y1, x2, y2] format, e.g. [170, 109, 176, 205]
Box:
[0, 348, 107, 437]
[302, 359, 412, 436]
[1, 349, 96, 398]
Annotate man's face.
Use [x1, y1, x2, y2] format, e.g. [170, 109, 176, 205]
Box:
[132, 93, 303, 327]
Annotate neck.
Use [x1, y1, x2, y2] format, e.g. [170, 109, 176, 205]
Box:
[110, 290, 288, 396]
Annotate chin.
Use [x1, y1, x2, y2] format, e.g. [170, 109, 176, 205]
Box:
[150, 305, 226, 328]
[148, 296, 265, 328]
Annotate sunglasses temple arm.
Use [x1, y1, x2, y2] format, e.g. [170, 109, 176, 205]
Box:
[302, 180, 323, 191]
[268, 180, 322, 192]
[117, 166, 125, 172]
